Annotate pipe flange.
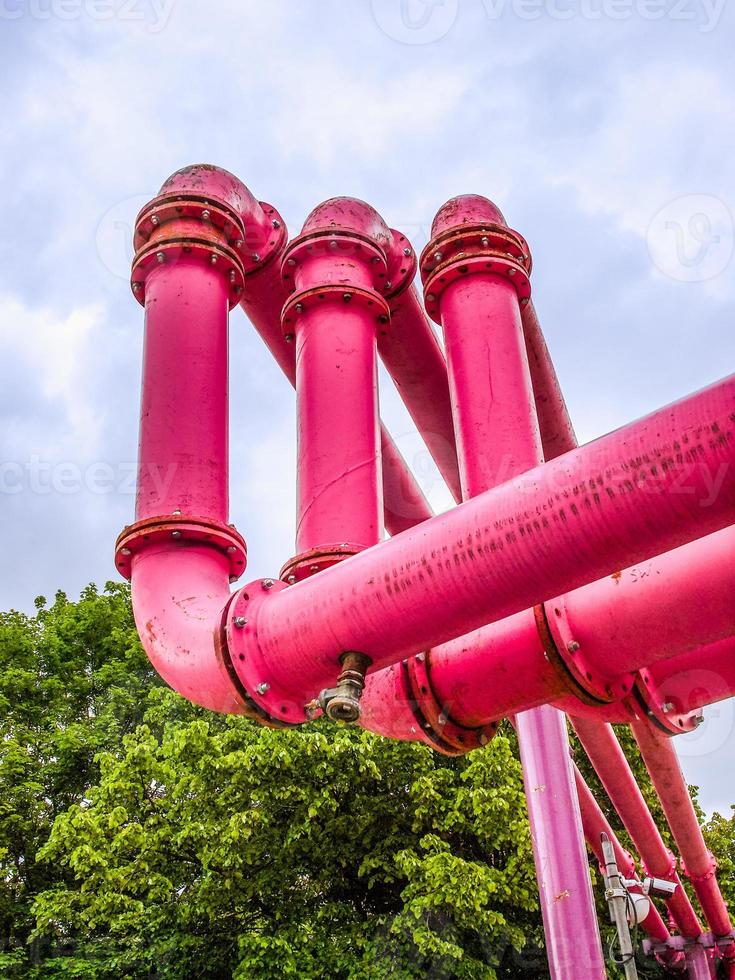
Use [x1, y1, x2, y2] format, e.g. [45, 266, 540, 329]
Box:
[225, 578, 306, 727]
[248, 201, 288, 271]
[115, 515, 247, 581]
[628, 668, 704, 736]
[281, 285, 392, 336]
[281, 230, 389, 290]
[384, 228, 418, 300]
[420, 224, 532, 323]
[404, 652, 498, 755]
[134, 196, 246, 253]
[132, 238, 246, 310]
[280, 542, 368, 584]
[681, 855, 718, 884]
[537, 601, 634, 708]
[641, 852, 678, 883]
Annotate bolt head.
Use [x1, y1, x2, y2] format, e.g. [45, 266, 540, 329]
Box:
[210, 254, 218, 265]
[229, 269, 237, 282]
[234, 616, 247, 629]
[403, 247, 412, 256]
[156, 251, 166, 264]
[426, 293, 436, 303]
[434, 251, 443, 263]
[567, 640, 580, 654]
[256, 682, 271, 696]
[295, 302, 304, 313]
[150, 214, 160, 225]
[272, 219, 281, 229]
[329, 240, 338, 250]
[481, 236, 489, 247]
[287, 574, 297, 585]
[416, 652, 425, 662]
[284, 333, 295, 343]
[171, 530, 182, 539]
[287, 257, 297, 266]
[262, 578, 274, 590]
[120, 547, 132, 556]
[252, 253, 261, 263]
[201, 209, 211, 221]
[662, 702, 674, 714]
[235, 239, 244, 249]
[342, 293, 353, 302]
[132, 282, 142, 292]
[227, 545, 237, 554]
[384, 281, 393, 291]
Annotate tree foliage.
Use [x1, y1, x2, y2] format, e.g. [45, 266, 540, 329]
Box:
[0, 583, 733, 978]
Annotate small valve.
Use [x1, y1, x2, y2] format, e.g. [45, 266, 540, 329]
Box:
[316, 651, 372, 724]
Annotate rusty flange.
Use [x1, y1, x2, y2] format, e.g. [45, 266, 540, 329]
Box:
[420, 223, 532, 323]
[403, 652, 498, 756]
[626, 667, 704, 736]
[225, 578, 305, 727]
[281, 285, 392, 336]
[115, 514, 247, 582]
[281, 230, 389, 289]
[279, 542, 367, 584]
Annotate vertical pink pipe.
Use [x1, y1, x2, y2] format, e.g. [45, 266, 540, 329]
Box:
[424, 195, 605, 978]
[294, 302, 381, 551]
[632, 722, 735, 951]
[137, 257, 230, 522]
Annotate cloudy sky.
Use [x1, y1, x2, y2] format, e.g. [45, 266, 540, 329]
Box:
[0, 0, 733, 814]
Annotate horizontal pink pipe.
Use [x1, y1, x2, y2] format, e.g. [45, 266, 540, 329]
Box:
[131, 544, 245, 714]
[246, 375, 735, 712]
[238, 263, 433, 535]
[137, 256, 230, 523]
[632, 721, 735, 944]
[382, 285, 461, 501]
[572, 718, 703, 938]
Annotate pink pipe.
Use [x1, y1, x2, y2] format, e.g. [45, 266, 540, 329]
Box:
[521, 300, 578, 461]
[573, 764, 677, 949]
[383, 284, 462, 501]
[359, 526, 735, 738]
[421, 194, 603, 977]
[288, 200, 384, 556]
[136, 254, 230, 522]
[572, 718, 703, 938]
[238, 242, 433, 537]
[632, 721, 735, 948]
[649, 635, 735, 714]
[516, 707, 605, 976]
[233, 374, 735, 718]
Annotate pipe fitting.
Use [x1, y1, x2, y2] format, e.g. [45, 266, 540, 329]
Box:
[132, 164, 286, 309]
[420, 194, 532, 323]
[316, 651, 372, 724]
[626, 667, 705, 736]
[115, 514, 247, 583]
[280, 196, 395, 334]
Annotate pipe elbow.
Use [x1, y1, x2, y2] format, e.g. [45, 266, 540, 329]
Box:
[130, 543, 248, 714]
[431, 194, 508, 236]
[301, 196, 392, 249]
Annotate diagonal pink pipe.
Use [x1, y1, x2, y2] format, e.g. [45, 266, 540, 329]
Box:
[572, 719, 703, 938]
[632, 722, 735, 963]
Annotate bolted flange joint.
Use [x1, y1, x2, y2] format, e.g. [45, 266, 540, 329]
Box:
[115, 514, 247, 582]
[403, 651, 498, 756]
[419, 197, 532, 324]
[131, 168, 286, 310]
[279, 542, 368, 584]
[626, 667, 705, 737]
[316, 651, 372, 724]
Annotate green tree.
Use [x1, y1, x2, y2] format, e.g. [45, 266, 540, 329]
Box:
[0, 584, 157, 974]
[1, 583, 733, 978]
